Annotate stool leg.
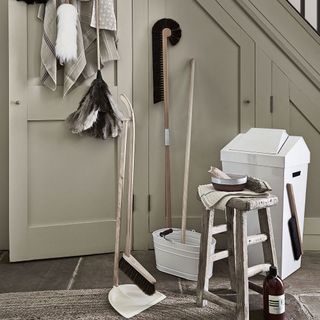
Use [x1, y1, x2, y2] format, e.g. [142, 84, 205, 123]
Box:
[196, 209, 214, 307]
[258, 208, 278, 268]
[235, 210, 249, 320]
[226, 207, 237, 291]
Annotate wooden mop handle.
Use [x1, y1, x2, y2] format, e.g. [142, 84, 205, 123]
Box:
[163, 28, 172, 228]
[113, 121, 129, 287]
[95, 0, 101, 70]
[181, 59, 195, 244]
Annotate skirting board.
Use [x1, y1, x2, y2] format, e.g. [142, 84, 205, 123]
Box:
[304, 218, 320, 250]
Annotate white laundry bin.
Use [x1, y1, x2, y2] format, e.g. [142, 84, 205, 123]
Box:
[152, 228, 216, 281]
[221, 128, 310, 279]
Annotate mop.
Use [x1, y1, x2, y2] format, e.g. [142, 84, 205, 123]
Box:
[108, 94, 165, 319]
[66, 0, 122, 139]
[152, 60, 212, 282]
[181, 59, 195, 244]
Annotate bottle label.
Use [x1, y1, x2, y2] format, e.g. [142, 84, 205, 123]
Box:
[268, 294, 285, 314]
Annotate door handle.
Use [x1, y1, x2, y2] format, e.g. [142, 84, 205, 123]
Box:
[243, 99, 251, 104]
[11, 100, 21, 106]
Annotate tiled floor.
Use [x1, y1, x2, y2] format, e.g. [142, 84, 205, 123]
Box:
[0, 250, 319, 318]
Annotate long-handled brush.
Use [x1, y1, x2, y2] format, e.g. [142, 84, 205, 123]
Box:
[118, 95, 156, 296]
[66, 0, 121, 139]
[152, 18, 182, 228]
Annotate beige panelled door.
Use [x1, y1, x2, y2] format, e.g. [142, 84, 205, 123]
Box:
[271, 63, 320, 223]
[9, 0, 132, 262]
[148, 0, 255, 233]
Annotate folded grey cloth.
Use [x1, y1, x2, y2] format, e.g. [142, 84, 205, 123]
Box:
[38, 0, 119, 96]
[246, 176, 272, 193]
[198, 184, 270, 211]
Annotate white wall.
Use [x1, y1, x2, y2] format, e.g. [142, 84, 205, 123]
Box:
[289, 0, 318, 29]
[0, 0, 9, 250]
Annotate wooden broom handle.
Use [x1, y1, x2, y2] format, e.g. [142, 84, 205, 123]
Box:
[181, 59, 195, 243]
[113, 121, 129, 287]
[162, 28, 172, 228]
[287, 183, 304, 254]
[95, 0, 101, 70]
[125, 99, 136, 256]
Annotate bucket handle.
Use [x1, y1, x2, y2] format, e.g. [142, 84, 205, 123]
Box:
[160, 228, 173, 238]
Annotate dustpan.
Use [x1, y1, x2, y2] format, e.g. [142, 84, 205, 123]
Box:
[109, 284, 165, 319]
[109, 94, 165, 318]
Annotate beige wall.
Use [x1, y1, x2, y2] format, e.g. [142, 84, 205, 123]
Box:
[0, 0, 9, 250]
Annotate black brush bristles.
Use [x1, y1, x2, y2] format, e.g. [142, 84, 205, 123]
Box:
[152, 18, 182, 104]
[119, 257, 156, 296]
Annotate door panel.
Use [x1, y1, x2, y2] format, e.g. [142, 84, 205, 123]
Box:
[148, 0, 255, 233]
[270, 62, 319, 222]
[288, 84, 320, 221]
[9, 0, 132, 261]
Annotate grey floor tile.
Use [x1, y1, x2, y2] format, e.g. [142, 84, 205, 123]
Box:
[299, 295, 320, 319]
[0, 252, 79, 293]
[284, 251, 320, 295]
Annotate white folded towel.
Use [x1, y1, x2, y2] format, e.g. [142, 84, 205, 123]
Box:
[198, 184, 269, 211]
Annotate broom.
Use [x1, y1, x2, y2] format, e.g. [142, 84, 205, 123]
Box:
[152, 19, 182, 228]
[66, 0, 120, 139]
[118, 95, 156, 296]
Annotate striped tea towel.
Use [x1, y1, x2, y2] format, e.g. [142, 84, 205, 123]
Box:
[198, 184, 270, 211]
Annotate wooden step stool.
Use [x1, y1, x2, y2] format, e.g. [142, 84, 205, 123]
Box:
[196, 195, 278, 320]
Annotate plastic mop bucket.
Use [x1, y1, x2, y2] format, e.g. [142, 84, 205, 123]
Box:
[152, 228, 216, 281]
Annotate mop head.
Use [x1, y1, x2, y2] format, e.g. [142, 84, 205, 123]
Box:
[56, 3, 78, 65]
[119, 254, 156, 296]
[66, 70, 120, 139]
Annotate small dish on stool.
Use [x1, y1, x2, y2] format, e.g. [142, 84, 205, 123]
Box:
[211, 174, 247, 192]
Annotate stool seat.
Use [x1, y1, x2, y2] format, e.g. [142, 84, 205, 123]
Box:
[196, 194, 278, 320]
[227, 195, 278, 211]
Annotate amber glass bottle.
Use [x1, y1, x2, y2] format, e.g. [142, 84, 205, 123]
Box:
[263, 266, 285, 320]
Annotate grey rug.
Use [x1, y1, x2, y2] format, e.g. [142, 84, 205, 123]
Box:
[0, 289, 307, 319]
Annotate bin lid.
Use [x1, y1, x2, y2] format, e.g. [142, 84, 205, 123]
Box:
[228, 128, 288, 154]
[221, 128, 310, 168]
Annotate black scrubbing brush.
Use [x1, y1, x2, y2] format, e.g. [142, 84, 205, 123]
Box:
[152, 18, 182, 103]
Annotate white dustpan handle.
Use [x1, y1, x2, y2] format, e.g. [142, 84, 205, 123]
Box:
[181, 59, 195, 244]
[120, 94, 135, 256]
[113, 119, 129, 287]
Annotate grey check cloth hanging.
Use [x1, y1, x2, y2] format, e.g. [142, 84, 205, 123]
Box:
[39, 0, 119, 96]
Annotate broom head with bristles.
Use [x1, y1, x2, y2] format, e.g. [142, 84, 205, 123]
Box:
[119, 254, 156, 296]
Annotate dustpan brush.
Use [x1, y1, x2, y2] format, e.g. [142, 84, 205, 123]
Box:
[118, 95, 156, 296]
